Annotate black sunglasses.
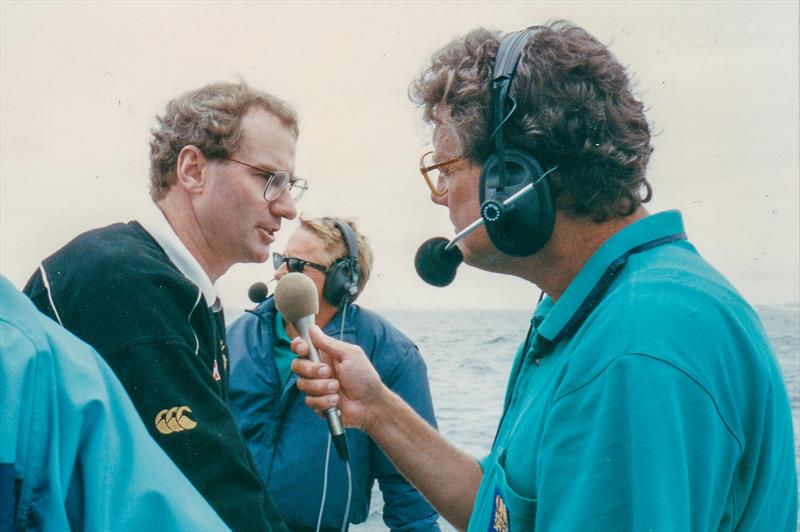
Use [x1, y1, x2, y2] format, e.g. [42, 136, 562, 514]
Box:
[272, 252, 328, 274]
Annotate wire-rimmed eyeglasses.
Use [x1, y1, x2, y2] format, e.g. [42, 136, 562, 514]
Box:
[225, 158, 308, 202]
[418, 150, 464, 196]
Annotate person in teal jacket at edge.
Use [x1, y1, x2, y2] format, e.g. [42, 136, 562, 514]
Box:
[226, 216, 440, 531]
[290, 21, 798, 531]
[0, 275, 229, 531]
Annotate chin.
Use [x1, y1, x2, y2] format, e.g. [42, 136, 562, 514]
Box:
[461, 241, 511, 275]
[247, 246, 271, 264]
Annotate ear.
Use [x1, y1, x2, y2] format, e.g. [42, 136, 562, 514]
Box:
[175, 145, 209, 194]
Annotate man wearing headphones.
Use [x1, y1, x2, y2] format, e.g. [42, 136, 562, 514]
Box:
[226, 216, 440, 531]
[291, 23, 797, 531]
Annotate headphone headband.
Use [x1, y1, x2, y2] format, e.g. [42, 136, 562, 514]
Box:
[479, 26, 555, 257]
[331, 219, 359, 264]
[491, 28, 536, 191]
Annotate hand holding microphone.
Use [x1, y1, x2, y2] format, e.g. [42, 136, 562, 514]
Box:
[277, 274, 385, 443]
[275, 273, 350, 461]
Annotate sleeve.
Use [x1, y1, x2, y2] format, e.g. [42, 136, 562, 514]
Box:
[535, 353, 741, 531]
[1, 294, 229, 531]
[372, 342, 441, 532]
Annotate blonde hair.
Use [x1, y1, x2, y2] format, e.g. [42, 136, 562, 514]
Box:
[298, 216, 373, 300]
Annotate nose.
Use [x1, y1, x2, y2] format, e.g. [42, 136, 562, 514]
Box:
[431, 173, 449, 206]
[270, 188, 298, 220]
[431, 190, 448, 206]
[274, 261, 288, 280]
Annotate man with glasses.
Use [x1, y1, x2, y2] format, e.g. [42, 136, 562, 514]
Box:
[23, 82, 302, 531]
[291, 23, 797, 531]
[226, 216, 441, 531]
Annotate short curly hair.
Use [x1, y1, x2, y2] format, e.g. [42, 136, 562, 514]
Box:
[298, 216, 373, 301]
[410, 21, 653, 222]
[148, 82, 298, 201]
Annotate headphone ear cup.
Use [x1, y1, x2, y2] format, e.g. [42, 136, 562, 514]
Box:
[322, 259, 351, 308]
[479, 147, 555, 257]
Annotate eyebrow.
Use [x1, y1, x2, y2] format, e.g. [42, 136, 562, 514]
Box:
[251, 162, 281, 174]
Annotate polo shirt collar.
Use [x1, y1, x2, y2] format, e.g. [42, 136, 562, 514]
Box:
[536, 210, 686, 343]
[274, 310, 292, 345]
[138, 201, 218, 308]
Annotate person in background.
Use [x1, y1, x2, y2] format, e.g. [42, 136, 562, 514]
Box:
[291, 22, 797, 531]
[23, 82, 308, 531]
[227, 216, 440, 531]
[0, 275, 228, 530]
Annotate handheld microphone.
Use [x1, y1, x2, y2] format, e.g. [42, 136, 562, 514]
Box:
[247, 282, 270, 303]
[274, 272, 349, 462]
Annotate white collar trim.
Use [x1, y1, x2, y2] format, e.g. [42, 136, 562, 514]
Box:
[138, 201, 218, 308]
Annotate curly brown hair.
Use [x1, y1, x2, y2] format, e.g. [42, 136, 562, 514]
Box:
[148, 82, 298, 201]
[410, 21, 653, 222]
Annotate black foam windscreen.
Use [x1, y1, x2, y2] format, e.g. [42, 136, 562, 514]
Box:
[248, 282, 269, 304]
[414, 237, 464, 287]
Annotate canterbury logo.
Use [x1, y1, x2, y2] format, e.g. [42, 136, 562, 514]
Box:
[155, 406, 197, 434]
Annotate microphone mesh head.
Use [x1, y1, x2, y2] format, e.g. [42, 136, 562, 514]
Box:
[274, 273, 319, 321]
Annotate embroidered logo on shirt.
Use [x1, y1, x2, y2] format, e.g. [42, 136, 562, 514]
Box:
[212, 359, 221, 381]
[155, 406, 197, 434]
[488, 488, 509, 532]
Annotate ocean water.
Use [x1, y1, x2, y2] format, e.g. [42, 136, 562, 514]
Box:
[228, 305, 799, 531]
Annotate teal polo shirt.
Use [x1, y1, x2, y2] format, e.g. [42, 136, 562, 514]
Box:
[469, 210, 797, 531]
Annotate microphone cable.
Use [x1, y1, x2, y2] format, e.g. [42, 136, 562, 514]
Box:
[314, 299, 353, 532]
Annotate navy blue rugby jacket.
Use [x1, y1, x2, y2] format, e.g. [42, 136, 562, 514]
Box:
[24, 221, 287, 532]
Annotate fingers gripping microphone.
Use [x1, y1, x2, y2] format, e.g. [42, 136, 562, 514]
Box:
[274, 273, 349, 462]
[247, 282, 269, 303]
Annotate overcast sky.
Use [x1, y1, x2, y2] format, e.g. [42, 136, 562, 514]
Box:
[1, 1, 798, 311]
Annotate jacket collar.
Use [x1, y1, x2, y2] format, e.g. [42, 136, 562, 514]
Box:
[251, 297, 359, 340]
[536, 210, 687, 345]
[138, 201, 217, 307]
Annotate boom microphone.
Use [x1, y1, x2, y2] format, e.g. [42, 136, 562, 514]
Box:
[274, 272, 349, 462]
[248, 282, 269, 303]
[414, 170, 557, 287]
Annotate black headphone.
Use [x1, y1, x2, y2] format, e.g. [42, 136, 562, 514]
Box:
[322, 219, 360, 309]
[479, 28, 556, 257]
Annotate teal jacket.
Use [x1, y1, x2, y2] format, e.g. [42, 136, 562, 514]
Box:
[469, 211, 797, 531]
[0, 275, 228, 530]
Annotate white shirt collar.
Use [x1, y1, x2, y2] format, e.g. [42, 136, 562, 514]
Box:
[138, 201, 218, 308]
